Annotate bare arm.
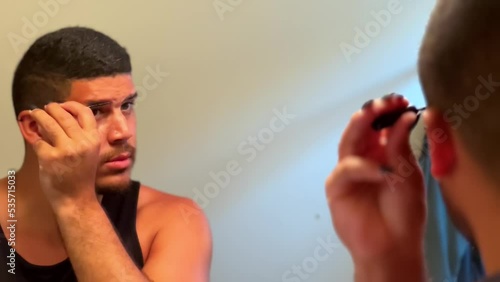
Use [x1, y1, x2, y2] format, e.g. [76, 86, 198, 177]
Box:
[141, 199, 213, 282]
[55, 197, 150, 282]
[30, 102, 211, 281]
[29, 102, 150, 281]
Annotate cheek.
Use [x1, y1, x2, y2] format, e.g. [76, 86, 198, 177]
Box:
[94, 122, 113, 153]
[96, 122, 109, 139]
[96, 127, 108, 152]
[128, 115, 137, 138]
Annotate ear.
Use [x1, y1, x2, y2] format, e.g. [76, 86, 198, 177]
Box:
[17, 110, 42, 146]
[423, 108, 456, 179]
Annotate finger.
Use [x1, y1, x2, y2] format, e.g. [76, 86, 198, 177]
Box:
[385, 111, 419, 172]
[326, 156, 385, 201]
[33, 138, 54, 156]
[338, 107, 382, 160]
[338, 95, 409, 160]
[30, 109, 69, 146]
[44, 103, 84, 139]
[59, 101, 97, 132]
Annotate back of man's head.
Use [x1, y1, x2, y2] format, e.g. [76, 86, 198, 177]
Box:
[418, 0, 500, 183]
[12, 26, 131, 117]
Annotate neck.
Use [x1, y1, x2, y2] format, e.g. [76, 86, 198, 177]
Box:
[469, 187, 500, 276]
[451, 153, 500, 276]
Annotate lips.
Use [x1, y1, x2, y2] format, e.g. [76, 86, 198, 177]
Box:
[105, 153, 132, 170]
[108, 153, 131, 162]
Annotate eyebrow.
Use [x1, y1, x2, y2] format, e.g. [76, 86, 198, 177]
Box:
[86, 92, 138, 108]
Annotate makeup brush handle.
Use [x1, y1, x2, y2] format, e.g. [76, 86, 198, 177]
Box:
[371, 106, 419, 131]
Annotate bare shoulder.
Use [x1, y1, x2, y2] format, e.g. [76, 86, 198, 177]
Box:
[135, 184, 213, 278]
[137, 184, 210, 232]
[138, 184, 192, 209]
[136, 184, 212, 263]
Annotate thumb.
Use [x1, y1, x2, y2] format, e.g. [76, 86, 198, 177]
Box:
[385, 111, 420, 179]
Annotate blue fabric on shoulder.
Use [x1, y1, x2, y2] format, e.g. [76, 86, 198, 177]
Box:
[419, 138, 485, 282]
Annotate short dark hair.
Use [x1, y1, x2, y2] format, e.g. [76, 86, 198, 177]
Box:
[12, 26, 132, 116]
[418, 0, 500, 180]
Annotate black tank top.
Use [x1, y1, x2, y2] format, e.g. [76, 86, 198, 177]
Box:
[0, 180, 144, 282]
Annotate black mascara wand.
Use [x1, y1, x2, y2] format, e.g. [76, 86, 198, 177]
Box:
[371, 106, 426, 131]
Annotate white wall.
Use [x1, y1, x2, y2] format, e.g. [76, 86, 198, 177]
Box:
[0, 0, 435, 281]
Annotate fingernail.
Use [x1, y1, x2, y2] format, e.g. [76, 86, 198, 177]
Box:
[380, 166, 393, 173]
[362, 99, 374, 110]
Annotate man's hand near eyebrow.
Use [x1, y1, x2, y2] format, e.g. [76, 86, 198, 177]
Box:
[30, 101, 151, 282]
[30, 102, 100, 207]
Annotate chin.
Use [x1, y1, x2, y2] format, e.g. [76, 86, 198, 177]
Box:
[95, 170, 133, 194]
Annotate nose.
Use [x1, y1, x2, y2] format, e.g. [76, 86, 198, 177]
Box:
[107, 111, 132, 145]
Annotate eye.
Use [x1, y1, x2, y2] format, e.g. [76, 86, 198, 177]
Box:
[90, 107, 104, 117]
[121, 101, 135, 112]
[87, 101, 111, 118]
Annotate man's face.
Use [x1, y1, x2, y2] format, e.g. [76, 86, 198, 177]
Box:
[66, 74, 137, 193]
